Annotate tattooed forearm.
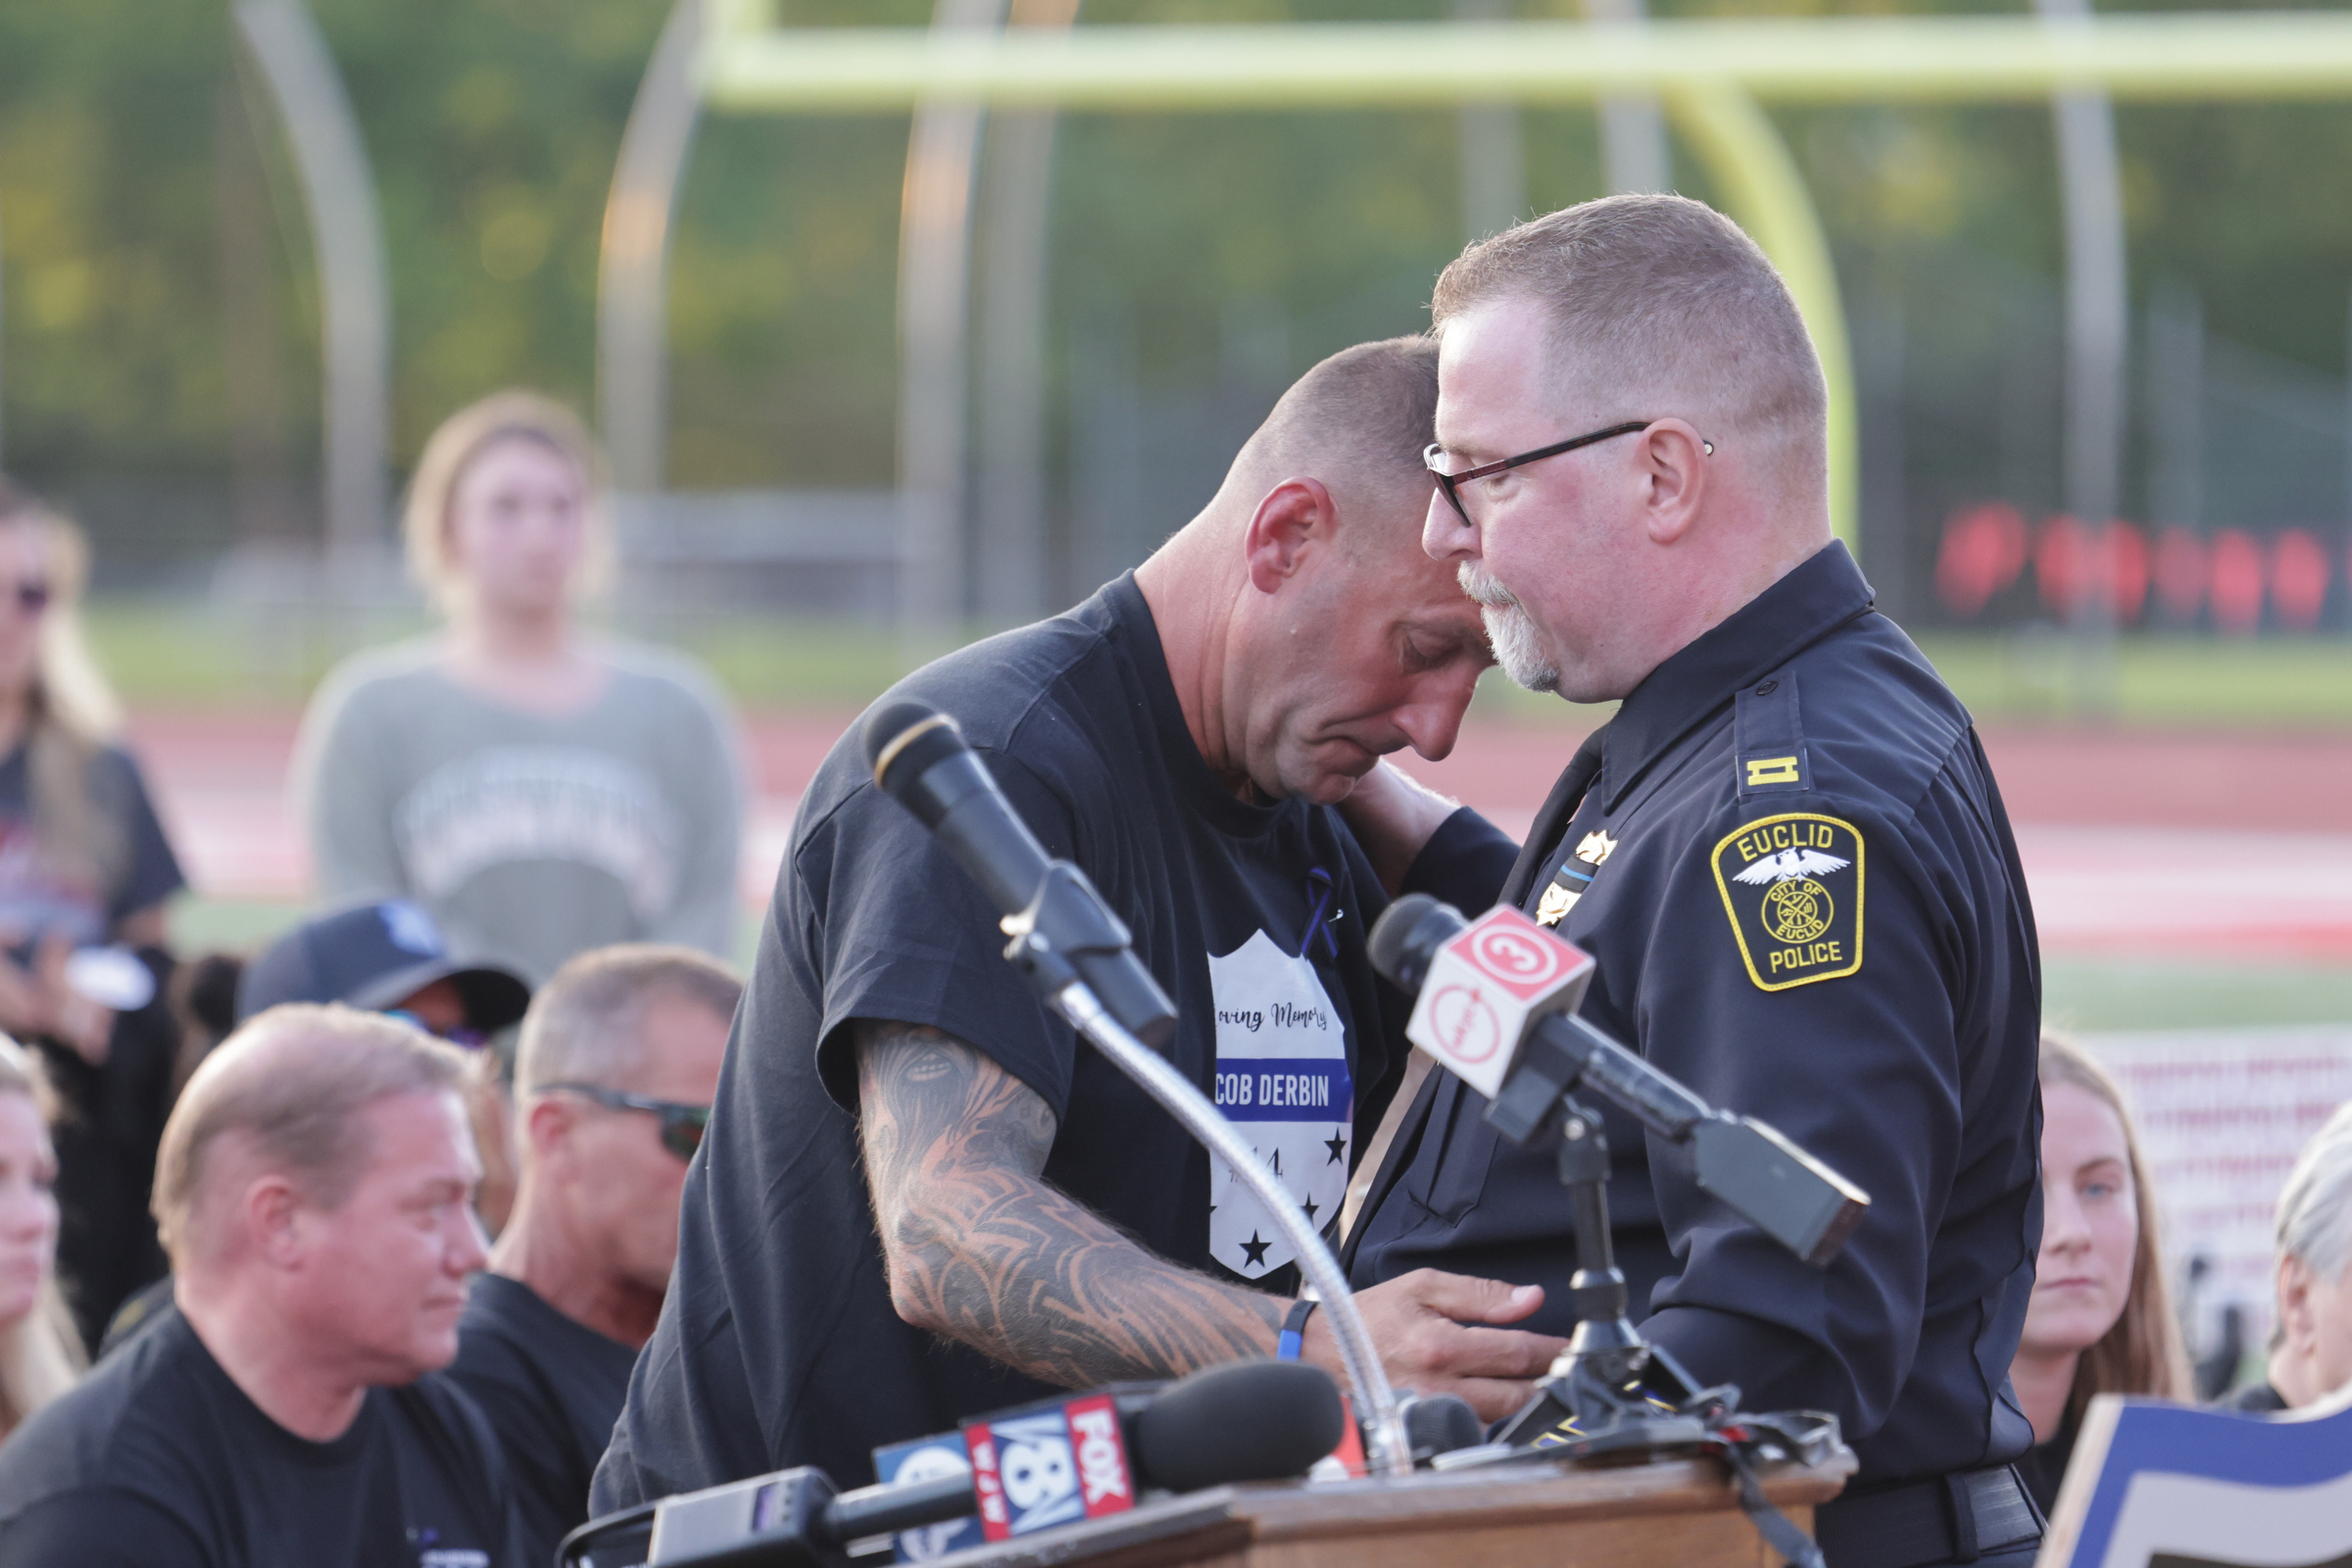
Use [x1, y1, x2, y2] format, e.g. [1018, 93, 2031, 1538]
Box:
[854, 1018, 1284, 1388]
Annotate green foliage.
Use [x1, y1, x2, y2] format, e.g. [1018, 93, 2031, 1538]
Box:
[4, 0, 2352, 574]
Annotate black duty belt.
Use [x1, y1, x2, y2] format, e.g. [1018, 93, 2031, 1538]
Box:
[1814, 1464, 2044, 1568]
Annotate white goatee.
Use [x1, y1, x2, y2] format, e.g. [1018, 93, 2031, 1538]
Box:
[1459, 563, 1560, 694]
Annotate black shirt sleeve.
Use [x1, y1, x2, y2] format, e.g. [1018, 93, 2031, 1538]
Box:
[97, 748, 186, 924]
[1633, 773, 2019, 1444]
[1401, 808, 1517, 915]
[0, 1490, 209, 1568]
[803, 749, 1085, 1117]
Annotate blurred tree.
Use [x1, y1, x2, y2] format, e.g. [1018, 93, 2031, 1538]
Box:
[0, 0, 2347, 601]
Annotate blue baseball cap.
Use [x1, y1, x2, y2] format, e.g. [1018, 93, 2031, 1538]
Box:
[234, 900, 531, 1030]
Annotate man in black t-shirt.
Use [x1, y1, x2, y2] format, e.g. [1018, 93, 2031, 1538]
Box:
[449, 945, 737, 1566]
[595, 337, 1566, 1512]
[0, 1004, 522, 1566]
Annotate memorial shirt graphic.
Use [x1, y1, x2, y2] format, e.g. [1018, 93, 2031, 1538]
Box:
[1711, 812, 1865, 992]
[1206, 930, 1352, 1278]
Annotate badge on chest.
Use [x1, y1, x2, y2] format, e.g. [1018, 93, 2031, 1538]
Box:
[1712, 812, 1865, 991]
[1205, 931, 1352, 1279]
[1536, 828, 1617, 927]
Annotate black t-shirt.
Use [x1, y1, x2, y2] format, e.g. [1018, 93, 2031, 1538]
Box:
[0, 740, 186, 1350]
[0, 1308, 522, 1566]
[0, 740, 183, 948]
[595, 574, 1508, 1505]
[445, 1273, 639, 1566]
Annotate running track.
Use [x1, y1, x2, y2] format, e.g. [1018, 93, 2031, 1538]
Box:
[126, 710, 2352, 960]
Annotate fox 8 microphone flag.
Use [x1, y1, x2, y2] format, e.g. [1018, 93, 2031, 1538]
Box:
[964, 1393, 1137, 1543]
[1402, 906, 1595, 1101]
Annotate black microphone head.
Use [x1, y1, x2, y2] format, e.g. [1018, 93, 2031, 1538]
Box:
[1367, 894, 1466, 995]
[864, 701, 966, 800]
[1397, 1392, 1485, 1458]
[1129, 1359, 1343, 1493]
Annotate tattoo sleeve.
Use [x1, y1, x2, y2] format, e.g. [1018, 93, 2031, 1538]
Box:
[855, 1018, 1284, 1388]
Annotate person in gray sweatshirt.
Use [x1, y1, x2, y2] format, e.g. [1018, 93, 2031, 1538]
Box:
[293, 390, 744, 987]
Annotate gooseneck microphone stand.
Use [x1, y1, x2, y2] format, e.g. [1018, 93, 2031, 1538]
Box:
[999, 866, 1413, 1480]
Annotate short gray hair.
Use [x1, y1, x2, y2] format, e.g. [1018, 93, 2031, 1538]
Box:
[2278, 1101, 2352, 1284]
[1431, 194, 1827, 496]
[515, 944, 741, 1095]
[154, 1004, 468, 1262]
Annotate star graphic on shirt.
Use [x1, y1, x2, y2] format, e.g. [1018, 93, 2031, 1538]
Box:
[1301, 1196, 1320, 1223]
[1240, 1232, 1271, 1268]
[1325, 1135, 1348, 1165]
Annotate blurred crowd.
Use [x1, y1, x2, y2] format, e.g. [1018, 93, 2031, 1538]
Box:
[0, 389, 2333, 1558]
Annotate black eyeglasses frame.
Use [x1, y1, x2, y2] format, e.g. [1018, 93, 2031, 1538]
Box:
[1422, 420, 1712, 529]
[539, 1081, 711, 1161]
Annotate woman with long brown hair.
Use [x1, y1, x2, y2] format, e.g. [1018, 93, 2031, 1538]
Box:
[0, 1035, 84, 1438]
[0, 480, 184, 1349]
[2010, 1032, 2192, 1513]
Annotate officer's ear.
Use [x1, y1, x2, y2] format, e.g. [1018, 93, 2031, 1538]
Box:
[1637, 419, 1709, 547]
[1243, 478, 1339, 595]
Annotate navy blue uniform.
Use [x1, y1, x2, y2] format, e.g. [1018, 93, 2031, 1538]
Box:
[1348, 543, 2044, 1566]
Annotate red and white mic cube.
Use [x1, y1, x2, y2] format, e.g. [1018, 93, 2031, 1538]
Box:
[963, 1392, 1136, 1543]
[1402, 906, 1595, 1101]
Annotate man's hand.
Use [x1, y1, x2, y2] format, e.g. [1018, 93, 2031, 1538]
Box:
[1338, 761, 1463, 898]
[1305, 1269, 1565, 1422]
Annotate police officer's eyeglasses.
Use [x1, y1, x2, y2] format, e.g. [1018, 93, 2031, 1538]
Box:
[539, 1082, 711, 1161]
[1423, 420, 1713, 528]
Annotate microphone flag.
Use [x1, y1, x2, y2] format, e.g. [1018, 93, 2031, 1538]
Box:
[964, 1392, 1137, 1544]
[1401, 906, 1596, 1100]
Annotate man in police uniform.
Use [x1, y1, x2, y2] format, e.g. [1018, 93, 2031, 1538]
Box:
[1343, 197, 2044, 1568]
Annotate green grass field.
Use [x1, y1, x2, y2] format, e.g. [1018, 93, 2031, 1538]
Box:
[84, 599, 2352, 726]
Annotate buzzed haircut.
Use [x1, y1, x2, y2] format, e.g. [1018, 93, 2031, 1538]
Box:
[1432, 194, 1828, 494]
[515, 943, 742, 1096]
[153, 1004, 468, 1262]
[1223, 335, 1440, 529]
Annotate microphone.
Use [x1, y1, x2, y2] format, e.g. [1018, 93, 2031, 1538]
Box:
[864, 701, 1178, 1047]
[1368, 895, 1869, 1268]
[587, 1360, 1345, 1566]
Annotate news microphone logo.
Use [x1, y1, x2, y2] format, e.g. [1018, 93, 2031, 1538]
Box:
[963, 1392, 1135, 1543]
[1403, 906, 1595, 1100]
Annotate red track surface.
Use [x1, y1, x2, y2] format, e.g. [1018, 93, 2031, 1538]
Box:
[122, 707, 2352, 956]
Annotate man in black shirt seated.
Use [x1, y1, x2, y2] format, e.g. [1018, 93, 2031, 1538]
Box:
[596, 335, 1564, 1511]
[449, 944, 736, 1565]
[0, 1004, 522, 1566]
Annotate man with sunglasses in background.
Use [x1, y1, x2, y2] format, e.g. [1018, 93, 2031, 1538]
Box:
[449, 943, 737, 1568]
[1342, 197, 2043, 1568]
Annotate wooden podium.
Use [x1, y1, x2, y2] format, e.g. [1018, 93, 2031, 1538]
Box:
[929, 1450, 1855, 1568]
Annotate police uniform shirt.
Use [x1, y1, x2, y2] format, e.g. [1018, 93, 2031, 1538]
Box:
[593, 573, 1511, 1505]
[0, 1308, 521, 1567]
[1348, 542, 2042, 1488]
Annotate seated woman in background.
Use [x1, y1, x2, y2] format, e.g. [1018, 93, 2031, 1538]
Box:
[293, 391, 743, 986]
[0, 1037, 82, 1440]
[2011, 1033, 2191, 1515]
[0, 482, 184, 1350]
[2225, 1100, 2352, 1412]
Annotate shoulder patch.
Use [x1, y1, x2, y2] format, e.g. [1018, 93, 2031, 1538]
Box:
[1711, 813, 1865, 991]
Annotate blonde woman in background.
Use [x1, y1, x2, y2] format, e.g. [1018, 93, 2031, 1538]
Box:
[2010, 1033, 2192, 1513]
[0, 482, 183, 1350]
[0, 1036, 83, 1440]
[293, 391, 743, 989]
